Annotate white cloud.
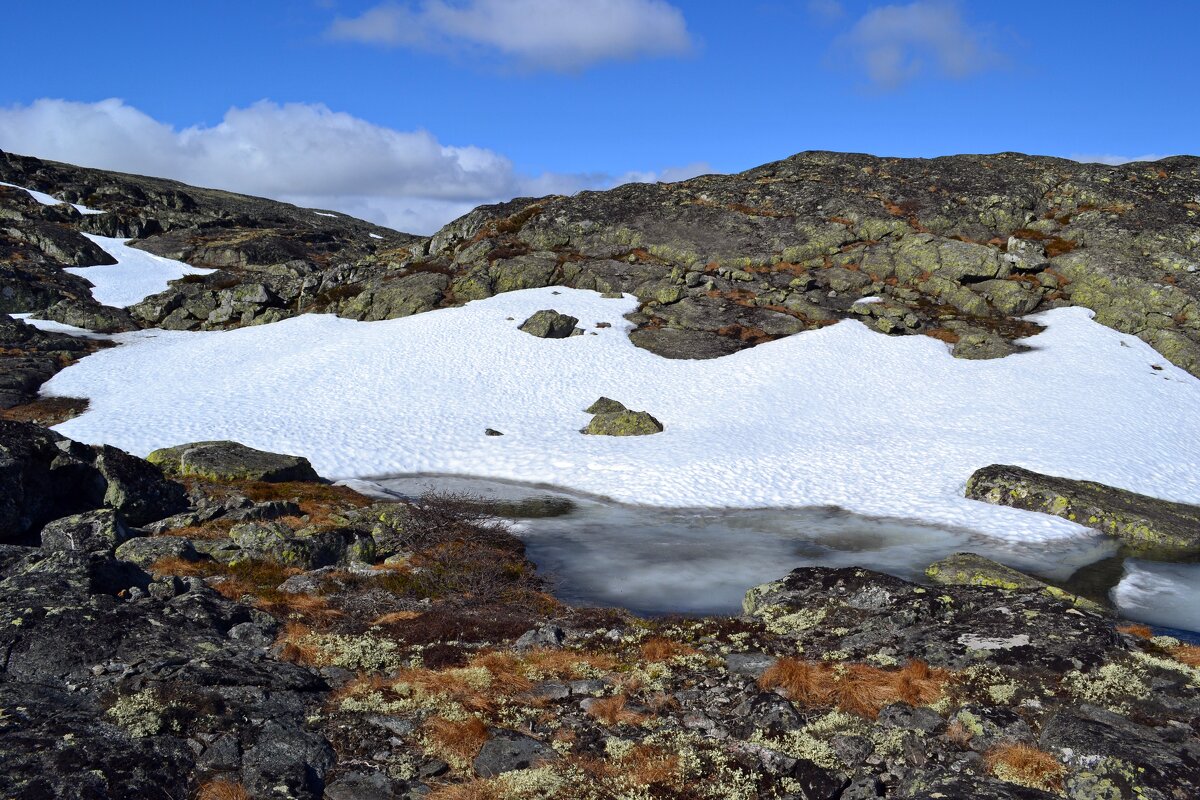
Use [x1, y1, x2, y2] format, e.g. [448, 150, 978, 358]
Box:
[1068, 153, 1172, 166]
[836, 1, 1001, 90]
[0, 98, 712, 235]
[614, 161, 712, 185]
[327, 0, 693, 71]
[807, 0, 844, 23]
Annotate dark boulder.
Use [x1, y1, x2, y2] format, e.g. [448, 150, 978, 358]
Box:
[0, 420, 187, 543]
[518, 309, 579, 338]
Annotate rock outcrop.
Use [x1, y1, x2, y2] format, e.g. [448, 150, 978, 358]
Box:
[965, 463, 1200, 554]
[146, 440, 321, 483]
[925, 551, 1104, 611]
[0, 420, 187, 541]
[5, 149, 1200, 383]
[0, 423, 1198, 800]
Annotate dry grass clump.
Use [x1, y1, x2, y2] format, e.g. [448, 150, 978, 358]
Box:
[621, 744, 681, 786]
[1116, 623, 1154, 639]
[923, 327, 961, 345]
[573, 742, 682, 788]
[0, 396, 89, 426]
[519, 648, 618, 680]
[195, 780, 252, 800]
[372, 610, 424, 626]
[586, 694, 646, 726]
[277, 621, 322, 664]
[1169, 643, 1200, 667]
[148, 557, 341, 621]
[425, 780, 505, 800]
[985, 742, 1066, 793]
[639, 637, 701, 662]
[424, 715, 490, 766]
[758, 658, 949, 718]
[945, 719, 973, 749]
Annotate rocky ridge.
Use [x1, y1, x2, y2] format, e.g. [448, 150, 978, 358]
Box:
[3, 149, 1200, 389]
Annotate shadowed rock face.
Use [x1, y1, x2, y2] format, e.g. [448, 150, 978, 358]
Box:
[4, 148, 1199, 378]
[965, 463, 1200, 555]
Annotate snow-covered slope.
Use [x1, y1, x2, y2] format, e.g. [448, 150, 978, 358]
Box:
[0, 180, 105, 214]
[43, 286, 1200, 547]
[65, 235, 214, 308]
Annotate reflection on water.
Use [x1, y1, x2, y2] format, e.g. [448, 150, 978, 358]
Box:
[369, 474, 1121, 616]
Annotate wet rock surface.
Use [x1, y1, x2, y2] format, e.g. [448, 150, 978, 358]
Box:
[966, 463, 1200, 555]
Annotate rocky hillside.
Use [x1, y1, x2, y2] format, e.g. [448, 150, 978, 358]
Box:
[4, 148, 1197, 379]
[3, 421, 1198, 800]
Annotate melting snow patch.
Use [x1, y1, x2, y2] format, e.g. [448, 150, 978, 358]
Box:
[369, 233, 384, 239]
[314, 212, 338, 218]
[0, 180, 104, 214]
[40, 286, 1200, 544]
[65, 235, 214, 308]
[1112, 560, 1200, 632]
[8, 313, 114, 341]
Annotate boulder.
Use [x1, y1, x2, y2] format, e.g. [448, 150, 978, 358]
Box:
[228, 522, 350, 573]
[925, 552, 1104, 611]
[583, 410, 663, 436]
[584, 396, 627, 414]
[93, 445, 189, 526]
[0, 420, 186, 542]
[628, 327, 748, 360]
[40, 509, 134, 556]
[33, 299, 138, 333]
[146, 440, 321, 483]
[965, 464, 1200, 554]
[742, 566, 1118, 671]
[114, 535, 202, 567]
[473, 729, 558, 777]
[518, 309, 579, 339]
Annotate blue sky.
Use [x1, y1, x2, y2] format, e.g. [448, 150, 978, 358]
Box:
[1, 1, 1196, 233]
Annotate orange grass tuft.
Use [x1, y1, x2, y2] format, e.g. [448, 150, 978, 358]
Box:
[1117, 623, 1154, 639]
[985, 742, 1066, 793]
[196, 780, 252, 800]
[586, 694, 646, 726]
[423, 715, 491, 767]
[639, 637, 701, 662]
[758, 658, 950, 718]
[1170, 643, 1200, 667]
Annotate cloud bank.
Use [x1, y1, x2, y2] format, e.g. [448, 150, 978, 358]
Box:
[836, 1, 1002, 90]
[0, 99, 710, 234]
[1069, 153, 1172, 166]
[328, 0, 693, 71]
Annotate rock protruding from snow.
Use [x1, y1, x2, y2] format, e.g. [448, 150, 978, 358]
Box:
[583, 410, 664, 436]
[147, 440, 321, 483]
[965, 464, 1200, 554]
[518, 309, 578, 339]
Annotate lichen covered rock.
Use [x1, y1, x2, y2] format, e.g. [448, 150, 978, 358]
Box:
[965, 463, 1200, 554]
[147, 440, 321, 483]
[583, 410, 664, 436]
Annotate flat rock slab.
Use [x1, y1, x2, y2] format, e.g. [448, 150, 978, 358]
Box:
[965, 464, 1200, 555]
[925, 551, 1104, 611]
[147, 440, 320, 483]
